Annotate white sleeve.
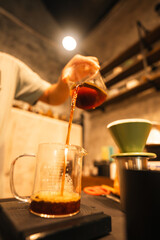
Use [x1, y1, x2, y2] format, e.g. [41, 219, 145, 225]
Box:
[15, 60, 51, 105]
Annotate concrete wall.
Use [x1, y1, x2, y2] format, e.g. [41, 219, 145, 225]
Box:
[83, 0, 160, 64]
[0, 1, 65, 83]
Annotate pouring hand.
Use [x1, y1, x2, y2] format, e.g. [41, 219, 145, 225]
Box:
[39, 54, 100, 106]
[61, 54, 100, 83]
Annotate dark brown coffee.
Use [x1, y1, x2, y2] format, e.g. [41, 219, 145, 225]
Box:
[71, 82, 107, 110]
[30, 191, 80, 217]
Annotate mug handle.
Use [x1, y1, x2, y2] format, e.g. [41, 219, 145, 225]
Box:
[10, 154, 35, 203]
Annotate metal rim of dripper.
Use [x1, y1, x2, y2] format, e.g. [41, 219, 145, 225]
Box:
[111, 152, 157, 159]
[111, 152, 157, 170]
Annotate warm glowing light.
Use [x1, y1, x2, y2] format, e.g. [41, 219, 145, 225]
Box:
[62, 36, 77, 51]
[65, 147, 68, 163]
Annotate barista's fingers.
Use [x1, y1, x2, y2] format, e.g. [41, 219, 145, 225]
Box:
[61, 66, 80, 83]
[61, 54, 100, 83]
[71, 55, 100, 69]
[86, 56, 100, 66]
[66, 54, 100, 69]
[61, 67, 71, 83]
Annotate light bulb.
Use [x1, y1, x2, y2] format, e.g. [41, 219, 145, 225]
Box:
[62, 36, 77, 51]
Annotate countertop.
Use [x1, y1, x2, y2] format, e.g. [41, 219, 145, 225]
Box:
[81, 193, 126, 240]
[0, 193, 126, 240]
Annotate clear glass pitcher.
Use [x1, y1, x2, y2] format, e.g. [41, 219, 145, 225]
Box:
[10, 143, 87, 218]
[69, 71, 108, 110]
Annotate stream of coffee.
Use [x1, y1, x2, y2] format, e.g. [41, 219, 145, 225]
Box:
[60, 86, 78, 196]
[60, 82, 107, 196]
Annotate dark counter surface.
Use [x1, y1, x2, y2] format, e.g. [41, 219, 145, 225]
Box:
[81, 193, 126, 240]
[0, 193, 126, 240]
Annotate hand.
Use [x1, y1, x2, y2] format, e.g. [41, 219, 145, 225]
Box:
[61, 54, 100, 83]
[39, 54, 100, 106]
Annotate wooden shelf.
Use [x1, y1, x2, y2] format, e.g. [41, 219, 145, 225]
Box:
[100, 25, 160, 76]
[90, 73, 160, 111]
[104, 46, 160, 88]
[88, 25, 160, 112]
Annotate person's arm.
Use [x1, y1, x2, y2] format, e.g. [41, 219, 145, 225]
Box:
[15, 59, 51, 105]
[39, 76, 70, 105]
[15, 54, 99, 106]
[39, 54, 100, 105]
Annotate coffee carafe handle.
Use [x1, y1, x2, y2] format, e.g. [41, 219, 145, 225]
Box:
[10, 154, 35, 203]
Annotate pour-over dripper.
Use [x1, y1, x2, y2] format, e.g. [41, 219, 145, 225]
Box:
[107, 119, 152, 153]
[107, 118, 155, 211]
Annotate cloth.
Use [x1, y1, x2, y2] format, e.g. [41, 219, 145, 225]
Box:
[0, 52, 51, 145]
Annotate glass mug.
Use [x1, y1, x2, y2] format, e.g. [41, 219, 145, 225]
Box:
[10, 143, 87, 218]
[69, 71, 108, 110]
